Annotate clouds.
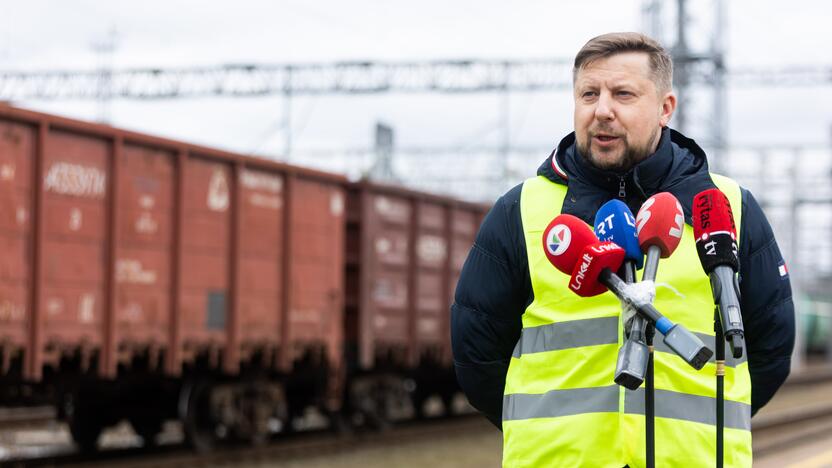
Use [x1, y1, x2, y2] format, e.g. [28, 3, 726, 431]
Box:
[1, 0, 829, 174]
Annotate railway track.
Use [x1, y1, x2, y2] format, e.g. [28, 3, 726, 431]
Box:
[752, 400, 832, 457]
[3, 368, 832, 467]
[0, 407, 55, 430]
[6, 414, 487, 467]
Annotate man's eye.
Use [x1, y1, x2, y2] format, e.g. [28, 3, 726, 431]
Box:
[617, 91, 634, 97]
[582, 91, 597, 98]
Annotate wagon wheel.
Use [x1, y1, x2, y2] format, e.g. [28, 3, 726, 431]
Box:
[233, 383, 282, 446]
[129, 412, 164, 447]
[180, 379, 220, 452]
[63, 390, 103, 453]
[364, 381, 394, 431]
[440, 390, 457, 417]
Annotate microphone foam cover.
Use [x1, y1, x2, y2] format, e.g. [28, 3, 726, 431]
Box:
[543, 214, 598, 274]
[636, 192, 685, 258]
[568, 241, 626, 297]
[693, 189, 737, 239]
[594, 199, 644, 269]
[692, 189, 739, 272]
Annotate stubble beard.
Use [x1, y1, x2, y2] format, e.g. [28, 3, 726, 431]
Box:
[577, 127, 661, 174]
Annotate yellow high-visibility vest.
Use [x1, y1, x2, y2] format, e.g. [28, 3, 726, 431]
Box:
[502, 174, 752, 468]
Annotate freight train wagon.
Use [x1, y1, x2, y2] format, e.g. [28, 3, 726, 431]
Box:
[0, 104, 487, 451]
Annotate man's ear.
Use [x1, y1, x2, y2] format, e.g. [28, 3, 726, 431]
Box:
[659, 92, 677, 127]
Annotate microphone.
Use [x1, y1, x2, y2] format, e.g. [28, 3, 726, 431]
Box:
[636, 192, 685, 282]
[543, 214, 713, 370]
[594, 200, 648, 390]
[693, 189, 745, 359]
[595, 199, 644, 270]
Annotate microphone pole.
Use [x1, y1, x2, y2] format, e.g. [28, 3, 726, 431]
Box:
[693, 188, 746, 468]
[634, 191, 686, 468]
[624, 265, 654, 468]
[640, 244, 661, 468]
[715, 305, 724, 468]
[593, 199, 654, 468]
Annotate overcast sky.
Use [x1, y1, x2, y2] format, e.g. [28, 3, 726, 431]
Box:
[1, 0, 830, 168]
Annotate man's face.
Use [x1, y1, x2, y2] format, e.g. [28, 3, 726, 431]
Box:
[573, 52, 676, 173]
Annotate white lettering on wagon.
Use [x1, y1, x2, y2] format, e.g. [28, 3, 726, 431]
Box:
[139, 195, 155, 209]
[78, 293, 95, 323]
[0, 163, 14, 181]
[240, 170, 282, 193]
[69, 208, 83, 231]
[116, 259, 158, 285]
[417, 235, 447, 264]
[207, 170, 229, 212]
[16, 207, 27, 226]
[135, 212, 159, 234]
[0, 299, 24, 322]
[43, 162, 106, 198]
[46, 298, 63, 316]
[330, 192, 344, 217]
[249, 193, 282, 210]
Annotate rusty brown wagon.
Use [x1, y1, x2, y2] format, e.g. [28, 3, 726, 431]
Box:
[0, 103, 487, 452]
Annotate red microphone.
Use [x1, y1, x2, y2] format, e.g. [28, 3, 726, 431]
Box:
[543, 214, 624, 297]
[636, 192, 685, 281]
[542, 214, 599, 275]
[692, 189, 738, 273]
[693, 188, 744, 358]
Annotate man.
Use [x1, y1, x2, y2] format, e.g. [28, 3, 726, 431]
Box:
[451, 32, 794, 467]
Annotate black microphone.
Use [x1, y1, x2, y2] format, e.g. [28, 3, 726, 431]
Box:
[693, 189, 745, 359]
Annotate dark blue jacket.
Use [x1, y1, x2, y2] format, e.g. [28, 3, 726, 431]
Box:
[451, 128, 795, 429]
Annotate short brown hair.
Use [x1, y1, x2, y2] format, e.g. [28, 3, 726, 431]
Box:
[573, 32, 673, 93]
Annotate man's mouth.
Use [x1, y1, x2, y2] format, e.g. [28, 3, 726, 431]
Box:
[593, 134, 620, 143]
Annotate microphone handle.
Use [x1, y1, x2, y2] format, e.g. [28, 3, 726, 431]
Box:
[599, 268, 668, 332]
[642, 245, 662, 282]
[622, 261, 646, 342]
[601, 267, 713, 369]
[711, 265, 745, 359]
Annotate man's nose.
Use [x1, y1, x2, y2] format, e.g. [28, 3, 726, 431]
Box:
[594, 93, 615, 121]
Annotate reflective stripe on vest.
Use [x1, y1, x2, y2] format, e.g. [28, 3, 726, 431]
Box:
[504, 387, 750, 431]
[514, 320, 747, 367]
[502, 173, 752, 468]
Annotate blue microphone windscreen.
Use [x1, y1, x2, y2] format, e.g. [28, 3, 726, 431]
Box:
[594, 199, 644, 269]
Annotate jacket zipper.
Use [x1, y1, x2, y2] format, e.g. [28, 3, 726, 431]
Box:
[618, 176, 626, 199]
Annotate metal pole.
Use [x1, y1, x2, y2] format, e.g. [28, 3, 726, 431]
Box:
[673, 0, 689, 134]
[715, 307, 725, 468]
[645, 324, 655, 468]
[711, 0, 727, 173]
[624, 263, 654, 468]
[283, 66, 293, 161]
[500, 61, 511, 190]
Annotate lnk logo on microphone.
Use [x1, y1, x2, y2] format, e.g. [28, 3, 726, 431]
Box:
[569, 243, 622, 292]
[570, 252, 593, 292]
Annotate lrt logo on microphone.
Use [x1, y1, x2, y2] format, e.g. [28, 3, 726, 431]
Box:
[595, 213, 636, 238]
[545, 224, 571, 256]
